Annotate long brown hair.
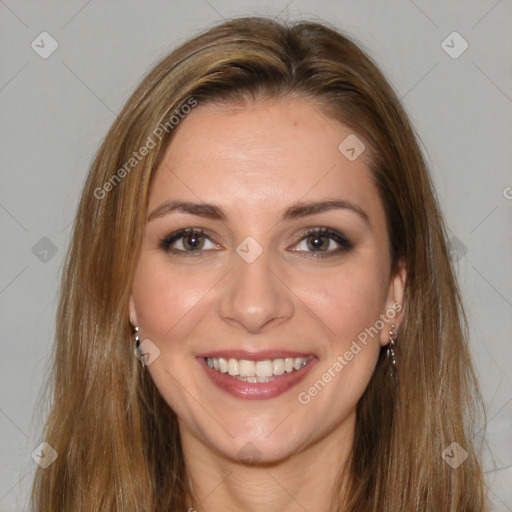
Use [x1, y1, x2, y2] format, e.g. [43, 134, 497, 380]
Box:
[31, 16, 487, 511]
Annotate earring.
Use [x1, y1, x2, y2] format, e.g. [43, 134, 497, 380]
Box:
[387, 323, 398, 386]
[387, 324, 397, 366]
[131, 323, 145, 370]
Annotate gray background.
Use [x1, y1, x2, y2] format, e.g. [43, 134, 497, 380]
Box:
[1, 1, 511, 510]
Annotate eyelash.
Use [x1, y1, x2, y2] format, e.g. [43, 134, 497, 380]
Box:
[158, 227, 354, 259]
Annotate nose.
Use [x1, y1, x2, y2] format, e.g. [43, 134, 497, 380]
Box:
[218, 244, 295, 334]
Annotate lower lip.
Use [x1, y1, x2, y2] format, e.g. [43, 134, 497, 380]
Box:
[197, 357, 318, 400]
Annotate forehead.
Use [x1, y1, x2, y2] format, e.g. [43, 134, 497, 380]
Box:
[148, 98, 383, 228]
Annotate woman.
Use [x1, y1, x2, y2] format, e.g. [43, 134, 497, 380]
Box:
[31, 15, 487, 511]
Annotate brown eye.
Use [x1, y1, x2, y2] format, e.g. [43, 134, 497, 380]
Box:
[305, 233, 330, 252]
[291, 227, 353, 259]
[182, 232, 205, 250]
[159, 228, 221, 256]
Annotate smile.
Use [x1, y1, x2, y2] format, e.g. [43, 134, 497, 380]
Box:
[197, 352, 318, 400]
[206, 356, 312, 382]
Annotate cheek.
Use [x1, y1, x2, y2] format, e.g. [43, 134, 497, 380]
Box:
[130, 256, 209, 413]
[131, 254, 207, 343]
[295, 264, 386, 417]
[305, 260, 388, 346]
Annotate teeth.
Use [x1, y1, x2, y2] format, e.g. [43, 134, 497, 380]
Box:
[239, 359, 256, 377]
[255, 360, 273, 377]
[234, 375, 274, 383]
[293, 357, 307, 370]
[218, 357, 228, 373]
[206, 356, 310, 378]
[273, 359, 285, 375]
[228, 358, 239, 376]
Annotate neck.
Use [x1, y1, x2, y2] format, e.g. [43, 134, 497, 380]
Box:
[181, 411, 355, 512]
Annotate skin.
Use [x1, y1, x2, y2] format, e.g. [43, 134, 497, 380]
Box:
[129, 96, 406, 512]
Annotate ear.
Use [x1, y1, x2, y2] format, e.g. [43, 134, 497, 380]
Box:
[128, 295, 138, 326]
[379, 258, 406, 347]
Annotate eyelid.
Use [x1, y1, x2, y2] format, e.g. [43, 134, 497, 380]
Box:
[288, 227, 353, 255]
[159, 228, 221, 255]
[158, 226, 353, 258]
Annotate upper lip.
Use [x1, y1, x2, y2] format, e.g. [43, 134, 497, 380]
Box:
[196, 350, 315, 361]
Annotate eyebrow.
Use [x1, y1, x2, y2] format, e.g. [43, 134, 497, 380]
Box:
[146, 199, 370, 225]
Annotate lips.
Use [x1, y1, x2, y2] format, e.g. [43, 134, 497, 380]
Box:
[196, 350, 318, 400]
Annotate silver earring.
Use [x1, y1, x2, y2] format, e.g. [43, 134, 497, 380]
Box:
[388, 323, 398, 386]
[387, 324, 397, 366]
[131, 323, 145, 369]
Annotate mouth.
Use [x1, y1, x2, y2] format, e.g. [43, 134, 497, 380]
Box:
[196, 351, 318, 400]
[205, 355, 313, 382]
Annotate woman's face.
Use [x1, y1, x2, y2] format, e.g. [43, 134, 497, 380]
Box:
[129, 97, 405, 464]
